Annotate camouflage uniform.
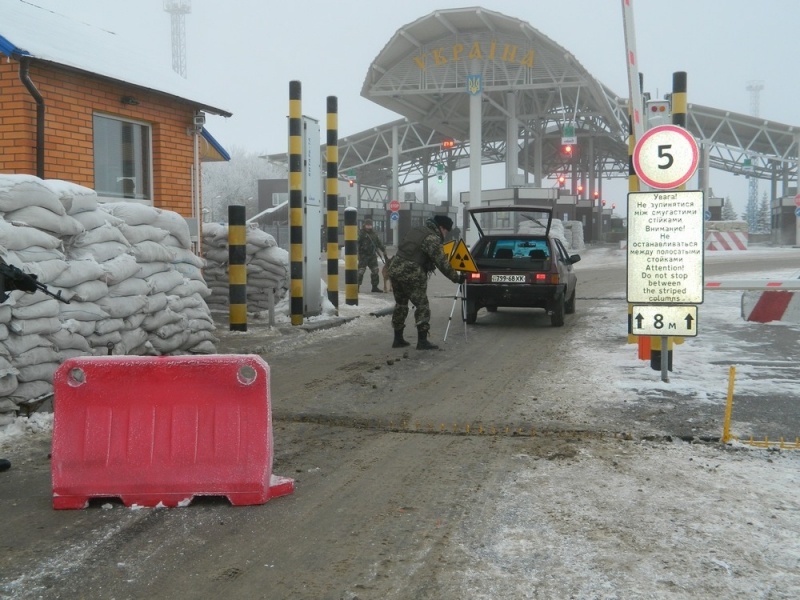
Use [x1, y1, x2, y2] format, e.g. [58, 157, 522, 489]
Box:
[357, 226, 386, 290]
[388, 219, 460, 334]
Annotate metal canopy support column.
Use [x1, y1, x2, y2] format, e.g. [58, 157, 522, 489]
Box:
[505, 92, 518, 186]
[392, 125, 399, 240]
[533, 123, 543, 186]
[469, 64, 483, 224]
[588, 136, 595, 200]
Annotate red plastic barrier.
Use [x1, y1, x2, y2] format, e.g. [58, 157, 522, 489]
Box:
[51, 355, 294, 509]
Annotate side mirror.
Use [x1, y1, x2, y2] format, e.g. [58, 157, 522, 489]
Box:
[569, 254, 581, 264]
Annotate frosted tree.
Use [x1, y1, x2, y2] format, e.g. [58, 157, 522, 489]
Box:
[721, 196, 738, 221]
[756, 191, 771, 233]
[201, 147, 286, 222]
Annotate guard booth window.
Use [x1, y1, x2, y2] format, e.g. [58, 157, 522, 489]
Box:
[93, 114, 152, 202]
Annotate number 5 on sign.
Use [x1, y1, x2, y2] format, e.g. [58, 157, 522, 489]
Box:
[633, 125, 699, 190]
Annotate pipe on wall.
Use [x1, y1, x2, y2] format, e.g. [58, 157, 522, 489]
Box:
[18, 57, 45, 179]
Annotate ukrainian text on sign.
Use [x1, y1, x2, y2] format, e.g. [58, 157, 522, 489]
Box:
[627, 190, 704, 304]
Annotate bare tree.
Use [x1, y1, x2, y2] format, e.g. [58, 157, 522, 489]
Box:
[201, 147, 286, 222]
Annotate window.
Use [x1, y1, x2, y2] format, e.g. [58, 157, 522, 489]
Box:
[93, 114, 152, 201]
[272, 192, 288, 206]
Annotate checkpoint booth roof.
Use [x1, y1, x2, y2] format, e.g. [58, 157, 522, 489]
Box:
[354, 6, 631, 187]
[274, 6, 798, 194]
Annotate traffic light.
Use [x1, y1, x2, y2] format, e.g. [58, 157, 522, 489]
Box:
[348, 178, 354, 188]
[577, 184, 584, 195]
[441, 138, 455, 150]
[561, 143, 573, 157]
[593, 191, 599, 200]
[558, 175, 566, 188]
[436, 162, 444, 183]
[602, 200, 606, 206]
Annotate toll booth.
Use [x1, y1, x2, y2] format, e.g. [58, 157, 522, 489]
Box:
[772, 195, 799, 245]
[707, 196, 723, 221]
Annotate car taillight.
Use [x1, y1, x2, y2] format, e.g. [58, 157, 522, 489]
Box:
[467, 272, 484, 283]
[533, 273, 560, 284]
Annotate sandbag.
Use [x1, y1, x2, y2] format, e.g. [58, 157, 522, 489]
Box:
[0, 220, 62, 250]
[6, 205, 84, 236]
[0, 174, 65, 214]
[101, 253, 140, 285]
[47, 179, 99, 215]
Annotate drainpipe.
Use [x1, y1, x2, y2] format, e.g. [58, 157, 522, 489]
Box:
[18, 57, 45, 178]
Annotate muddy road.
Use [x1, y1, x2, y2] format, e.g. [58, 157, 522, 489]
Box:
[2, 249, 799, 599]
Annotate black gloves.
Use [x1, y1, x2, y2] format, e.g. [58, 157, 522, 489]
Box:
[456, 273, 466, 284]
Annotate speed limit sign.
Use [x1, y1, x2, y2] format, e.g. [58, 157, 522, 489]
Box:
[633, 125, 699, 190]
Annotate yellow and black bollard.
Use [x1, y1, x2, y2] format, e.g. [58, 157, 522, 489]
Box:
[326, 96, 339, 311]
[228, 205, 247, 332]
[289, 80, 304, 326]
[344, 208, 358, 305]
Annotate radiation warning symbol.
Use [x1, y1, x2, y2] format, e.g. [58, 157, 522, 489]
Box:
[448, 239, 478, 273]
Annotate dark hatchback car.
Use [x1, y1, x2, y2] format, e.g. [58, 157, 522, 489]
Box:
[463, 206, 580, 326]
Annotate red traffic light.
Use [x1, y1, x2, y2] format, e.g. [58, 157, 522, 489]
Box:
[441, 138, 455, 150]
[602, 200, 606, 206]
[558, 175, 566, 187]
[348, 178, 354, 188]
[561, 144, 573, 156]
[612, 203, 617, 209]
[577, 184, 584, 194]
[593, 190, 599, 199]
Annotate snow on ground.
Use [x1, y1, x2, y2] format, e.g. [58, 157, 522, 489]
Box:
[2, 245, 799, 598]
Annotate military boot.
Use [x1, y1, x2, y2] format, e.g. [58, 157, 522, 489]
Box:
[0, 458, 10, 472]
[392, 329, 410, 348]
[416, 329, 439, 350]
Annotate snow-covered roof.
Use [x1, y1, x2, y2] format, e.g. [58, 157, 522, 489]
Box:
[0, 0, 232, 117]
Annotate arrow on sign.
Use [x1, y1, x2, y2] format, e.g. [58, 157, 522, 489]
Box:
[685, 313, 694, 330]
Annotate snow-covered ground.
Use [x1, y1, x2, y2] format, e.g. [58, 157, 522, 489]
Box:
[2, 245, 798, 598]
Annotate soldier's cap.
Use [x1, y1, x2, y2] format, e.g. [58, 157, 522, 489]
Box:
[432, 215, 453, 232]
[363, 218, 373, 226]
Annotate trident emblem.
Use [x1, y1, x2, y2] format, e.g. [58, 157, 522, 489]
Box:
[467, 74, 482, 96]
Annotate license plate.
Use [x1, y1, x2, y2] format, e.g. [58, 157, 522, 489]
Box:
[491, 274, 526, 283]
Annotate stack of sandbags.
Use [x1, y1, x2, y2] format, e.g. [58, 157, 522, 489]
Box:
[99, 202, 217, 355]
[0, 174, 220, 419]
[564, 220, 585, 251]
[201, 222, 289, 315]
[0, 219, 66, 410]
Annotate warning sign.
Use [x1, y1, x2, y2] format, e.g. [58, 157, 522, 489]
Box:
[442, 240, 456, 259]
[448, 239, 478, 273]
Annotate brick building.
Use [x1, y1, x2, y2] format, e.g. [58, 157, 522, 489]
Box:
[0, 1, 231, 219]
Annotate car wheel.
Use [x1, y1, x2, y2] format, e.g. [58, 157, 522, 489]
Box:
[550, 295, 565, 327]
[565, 288, 576, 314]
[486, 305, 497, 312]
[464, 298, 478, 324]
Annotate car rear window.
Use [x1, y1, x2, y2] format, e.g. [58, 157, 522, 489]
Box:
[476, 240, 550, 260]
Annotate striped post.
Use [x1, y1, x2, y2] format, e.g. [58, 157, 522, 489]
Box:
[228, 205, 247, 331]
[344, 207, 358, 305]
[289, 81, 304, 326]
[671, 71, 688, 129]
[326, 96, 339, 311]
[651, 71, 689, 371]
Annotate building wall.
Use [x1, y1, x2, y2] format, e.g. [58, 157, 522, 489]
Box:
[0, 60, 199, 216]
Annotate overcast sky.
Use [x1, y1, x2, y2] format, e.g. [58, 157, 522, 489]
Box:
[27, 0, 800, 214]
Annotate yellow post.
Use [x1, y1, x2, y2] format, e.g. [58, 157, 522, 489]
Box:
[722, 365, 736, 443]
[289, 80, 304, 326]
[326, 96, 339, 312]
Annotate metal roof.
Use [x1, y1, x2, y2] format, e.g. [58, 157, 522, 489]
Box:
[277, 7, 800, 190]
[0, 0, 232, 118]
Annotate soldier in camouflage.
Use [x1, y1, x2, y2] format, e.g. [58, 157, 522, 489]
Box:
[357, 218, 387, 293]
[388, 215, 464, 350]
